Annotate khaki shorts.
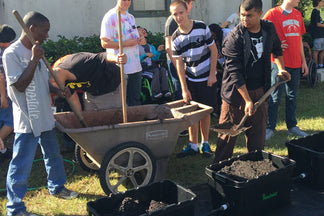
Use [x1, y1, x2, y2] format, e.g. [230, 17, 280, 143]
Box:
[83, 85, 122, 111]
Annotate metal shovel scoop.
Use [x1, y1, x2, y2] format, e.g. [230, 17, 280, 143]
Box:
[211, 80, 288, 137]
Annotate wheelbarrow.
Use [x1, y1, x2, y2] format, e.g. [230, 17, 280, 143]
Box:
[54, 100, 213, 195]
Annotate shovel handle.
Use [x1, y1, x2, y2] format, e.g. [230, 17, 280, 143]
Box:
[12, 10, 87, 127]
[117, 10, 127, 123]
[236, 80, 288, 130]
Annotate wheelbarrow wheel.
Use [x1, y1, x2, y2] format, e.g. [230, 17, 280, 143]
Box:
[74, 145, 99, 172]
[99, 142, 156, 195]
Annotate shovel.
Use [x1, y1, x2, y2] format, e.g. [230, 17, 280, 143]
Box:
[12, 10, 88, 127]
[210, 79, 288, 137]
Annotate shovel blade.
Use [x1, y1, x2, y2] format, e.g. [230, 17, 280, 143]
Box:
[210, 121, 251, 137]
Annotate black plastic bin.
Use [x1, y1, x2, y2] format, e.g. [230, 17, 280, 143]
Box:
[205, 151, 296, 216]
[286, 131, 324, 190]
[87, 179, 196, 216]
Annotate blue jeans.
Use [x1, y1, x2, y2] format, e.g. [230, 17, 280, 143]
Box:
[267, 63, 301, 130]
[6, 130, 66, 216]
[167, 60, 182, 100]
[126, 71, 142, 106]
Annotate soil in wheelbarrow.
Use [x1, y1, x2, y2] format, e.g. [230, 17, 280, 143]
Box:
[104, 197, 168, 216]
[219, 159, 278, 180]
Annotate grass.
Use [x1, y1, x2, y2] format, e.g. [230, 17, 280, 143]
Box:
[0, 80, 324, 215]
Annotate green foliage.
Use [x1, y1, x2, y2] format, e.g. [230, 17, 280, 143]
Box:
[43, 35, 104, 65]
[42, 32, 166, 65]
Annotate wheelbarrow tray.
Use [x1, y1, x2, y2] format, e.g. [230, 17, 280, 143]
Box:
[54, 100, 213, 168]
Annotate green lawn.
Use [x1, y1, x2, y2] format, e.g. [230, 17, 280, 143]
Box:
[1, 81, 323, 216]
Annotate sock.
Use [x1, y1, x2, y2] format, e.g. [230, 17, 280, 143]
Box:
[201, 141, 209, 145]
[0, 148, 7, 154]
[189, 143, 199, 151]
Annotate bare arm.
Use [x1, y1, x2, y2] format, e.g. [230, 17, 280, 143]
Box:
[175, 57, 191, 103]
[237, 84, 253, 116]
[101, 37, 139, 50]
[106, 53, 127, 64]
[221, 21, 230, 29]
[165, 36, 178, 67]
[273, 56, 291, 81]
[13, 42, 43, 92]
[300, 38, 309, 77]
[207, 43, 218, 87]
[0, 72, 8, 109]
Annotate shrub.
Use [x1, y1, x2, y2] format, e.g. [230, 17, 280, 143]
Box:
[43, 32, 166, 65]
[43, 35, 104, 65]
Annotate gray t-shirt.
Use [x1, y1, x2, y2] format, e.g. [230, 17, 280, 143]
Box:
[3, 40, 55, 136]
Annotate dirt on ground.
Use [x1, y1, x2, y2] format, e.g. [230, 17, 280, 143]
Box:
[104, 197, 168, 216]
[220, 159, 278, 180]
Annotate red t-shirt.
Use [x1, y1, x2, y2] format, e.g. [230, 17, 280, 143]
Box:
[263, 6, 306, 68]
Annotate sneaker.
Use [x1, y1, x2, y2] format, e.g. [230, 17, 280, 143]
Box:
[164, 91, 172, 98]
[13, 211, 39, 216]
[54, 187, 78, 200]
[179, 130, 189, 137]
[200, 142, 213, 157]
[0, 148, 12, 163]
[153, 93, 163, 99]
[176, 144, 199, 158]
[265, 129, 274, 141]
[288, 126, 309, 137]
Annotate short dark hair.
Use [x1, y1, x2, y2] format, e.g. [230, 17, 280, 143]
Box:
[313, 0, 321, 7]
[23, 11, 49, 28]
[170, 0, 188, 11]
[240, 0, 262, 12]
[209, 24, 223, 43]
[0, 24, 16, 43]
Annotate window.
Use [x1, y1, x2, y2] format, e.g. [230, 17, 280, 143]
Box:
[129, 0, 171, 17]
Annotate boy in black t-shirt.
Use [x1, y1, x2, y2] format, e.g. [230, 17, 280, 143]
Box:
[52, 52, 126, 111]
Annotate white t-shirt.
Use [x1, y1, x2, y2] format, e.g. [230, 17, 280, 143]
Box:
[100, 7, 142, 74]
[3, 40, 55, 136]
[226, 13, 240, 30]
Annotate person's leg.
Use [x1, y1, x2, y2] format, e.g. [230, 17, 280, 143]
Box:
[267, 63, 285, 131]
[168, 61, 182, 100]
[149, 68, 161, 96]
[200, 115, 210, 143]
[319, 50, 324, 66]
[83, 86, 122, 111]
[313, 50, 319, 66]
[39, 130, 66, 195]
[284, 67, 300, 130]
[214, 100, 240, 163]
[159, 67, 171, 93]
[6, 133, 39, 216]
[126, 72, 143, 106]
[245, 88, 267, 152]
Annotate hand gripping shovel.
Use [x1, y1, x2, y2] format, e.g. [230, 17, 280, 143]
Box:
[210, 80, 288, 137]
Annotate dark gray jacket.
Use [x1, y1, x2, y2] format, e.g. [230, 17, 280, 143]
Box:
[221, 20, 282, 107]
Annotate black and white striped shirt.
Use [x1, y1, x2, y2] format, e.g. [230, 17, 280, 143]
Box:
[171, 20, 215, 82]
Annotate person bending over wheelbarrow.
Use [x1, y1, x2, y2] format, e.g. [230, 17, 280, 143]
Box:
[213, 0, 291, 163]
[51, 52, 127, 111]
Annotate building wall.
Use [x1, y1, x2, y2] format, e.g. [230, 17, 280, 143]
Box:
[0, 0, 273, 41]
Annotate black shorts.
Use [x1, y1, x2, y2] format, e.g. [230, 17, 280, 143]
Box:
[187, 79, 218, 108]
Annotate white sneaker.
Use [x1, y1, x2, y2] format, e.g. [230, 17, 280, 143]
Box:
[265, 128, 274, 140]
[288, 127, 309, 137]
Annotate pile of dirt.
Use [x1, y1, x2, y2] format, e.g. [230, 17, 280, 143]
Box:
[220, 159, 278, 180]
[104, 197, 168, 216]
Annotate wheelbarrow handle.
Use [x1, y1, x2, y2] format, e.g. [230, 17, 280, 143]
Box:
[12, 10, 87, 127]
